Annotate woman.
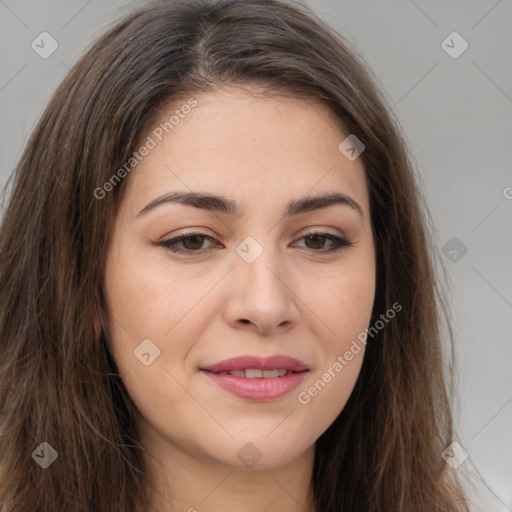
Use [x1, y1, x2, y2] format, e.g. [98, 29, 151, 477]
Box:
[0, 0, 472, 510]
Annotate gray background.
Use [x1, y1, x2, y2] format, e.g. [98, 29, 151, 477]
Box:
[1, 0, 511, 508]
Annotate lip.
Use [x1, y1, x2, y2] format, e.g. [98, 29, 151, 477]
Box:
[201, 355, 309, 373]
[200, 355, 310, 401]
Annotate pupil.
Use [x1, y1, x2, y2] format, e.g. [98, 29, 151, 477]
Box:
[184, 235, 203, 250]
[306, 235, 325, 249]
[181, 235, 328, 251]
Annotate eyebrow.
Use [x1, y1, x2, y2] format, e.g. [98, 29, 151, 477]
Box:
[136, 191, 363, 219]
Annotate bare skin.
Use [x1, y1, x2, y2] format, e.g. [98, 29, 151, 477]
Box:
[103, 86, 376, 512]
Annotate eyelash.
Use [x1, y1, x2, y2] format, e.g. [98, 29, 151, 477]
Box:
[158, 231, 354, 255]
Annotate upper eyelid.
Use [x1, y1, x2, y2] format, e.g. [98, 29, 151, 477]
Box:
[164, 228, 347, 243]
[160, 230, 351, 252]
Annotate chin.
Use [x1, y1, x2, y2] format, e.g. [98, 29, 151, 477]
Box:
[202, 430, 315, 471]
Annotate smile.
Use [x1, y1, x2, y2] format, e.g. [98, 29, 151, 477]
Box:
[200, 355, 310, 401]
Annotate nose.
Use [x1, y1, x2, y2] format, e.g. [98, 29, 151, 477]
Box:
[222, 245, 300, 336]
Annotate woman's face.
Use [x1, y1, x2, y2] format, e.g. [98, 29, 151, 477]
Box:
[104, 87, 376, 470]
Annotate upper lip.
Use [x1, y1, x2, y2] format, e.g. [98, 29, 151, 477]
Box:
[201, 355, 309, 373]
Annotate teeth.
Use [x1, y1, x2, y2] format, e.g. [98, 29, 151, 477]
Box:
[217, 368, 291, 378]
[245, 368, 263, 378]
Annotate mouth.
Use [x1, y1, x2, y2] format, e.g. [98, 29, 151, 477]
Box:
[212, 368, 295, 378]
[200, 355, 309, 401]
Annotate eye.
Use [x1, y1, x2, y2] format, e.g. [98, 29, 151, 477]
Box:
[158, 232, 218, 254]
[294, 232, 353, 253]
[158, 231, 353, 255]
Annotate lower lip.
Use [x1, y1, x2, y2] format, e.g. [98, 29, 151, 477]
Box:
[202, 370, 308, 401]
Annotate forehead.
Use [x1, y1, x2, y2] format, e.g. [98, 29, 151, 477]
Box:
[122, 87, 370, 217]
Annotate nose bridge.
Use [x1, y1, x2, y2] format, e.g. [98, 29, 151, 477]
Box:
[235, 234, 284, 299]
[225, 233, 299, 333]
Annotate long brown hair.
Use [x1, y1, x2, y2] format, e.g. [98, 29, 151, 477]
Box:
[0, 0, 470, 510]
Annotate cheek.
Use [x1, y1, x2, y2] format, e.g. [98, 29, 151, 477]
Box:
[300, 258, 375, 409]
[103, 245, 217, 383]
[308, 257, 376, 346]
[102, 251, 195, 422]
